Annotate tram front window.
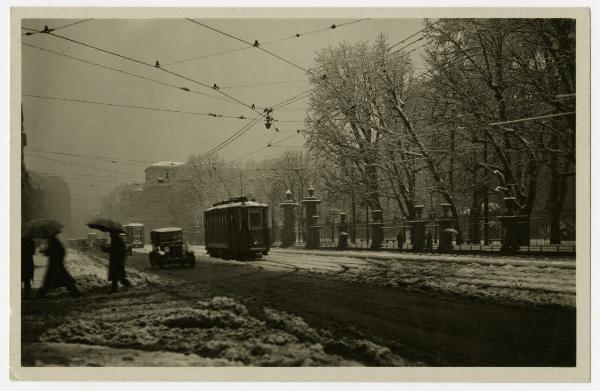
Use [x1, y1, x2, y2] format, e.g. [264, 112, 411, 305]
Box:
[248, 209, 262, 230]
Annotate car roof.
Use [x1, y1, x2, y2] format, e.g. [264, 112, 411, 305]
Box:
[151, 227, 182, 233]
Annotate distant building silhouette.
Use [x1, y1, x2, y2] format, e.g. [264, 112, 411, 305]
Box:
[28, 171, 72, 235]
[101, 161, 202, 243]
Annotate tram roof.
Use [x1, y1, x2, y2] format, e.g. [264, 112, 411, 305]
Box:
[205, 199, 268, 212]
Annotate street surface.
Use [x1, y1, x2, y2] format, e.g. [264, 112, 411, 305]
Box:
[127, 246, 576, 366]
[22, 246, 576, 366]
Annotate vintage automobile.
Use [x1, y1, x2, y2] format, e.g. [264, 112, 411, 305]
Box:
[86, 232, 98, 249]
[95, 238, 109, 250]
[124, 223, 145, 249]
[204, 197, 270, 260]
[66, 239, 85, 250]
[148, 227, 196, 268]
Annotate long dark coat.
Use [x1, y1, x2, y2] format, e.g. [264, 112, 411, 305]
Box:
[103, 236, 127, 281]
[21, 237, 35, 282]
[41, 237, 75, 289]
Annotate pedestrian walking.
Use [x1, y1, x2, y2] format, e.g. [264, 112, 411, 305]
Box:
[37, 235, 81, 298]
[21, 237, 36, 297]
[102, 231, 132, 293]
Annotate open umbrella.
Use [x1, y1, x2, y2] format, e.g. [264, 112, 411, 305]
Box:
[444, 228, 459, 235]
[87, 217, 124, 233]
[22, 218, 64, 238]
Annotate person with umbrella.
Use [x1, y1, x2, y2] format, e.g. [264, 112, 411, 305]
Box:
[23, 218, 80, 298]
[88, 218, 132, 293]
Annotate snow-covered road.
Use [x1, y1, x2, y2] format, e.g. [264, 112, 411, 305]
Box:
[23, 247, 576, 366]
[133, 245, 575, 307]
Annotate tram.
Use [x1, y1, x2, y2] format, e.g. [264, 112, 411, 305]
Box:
[204, 197, 270, 260]
[124, 223, 145, 248]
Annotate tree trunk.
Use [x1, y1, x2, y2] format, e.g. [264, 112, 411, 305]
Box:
[469, 188, 481, 244]
[387, 91, 464, 244]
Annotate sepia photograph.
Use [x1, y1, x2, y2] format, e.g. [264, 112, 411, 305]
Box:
[8, 5, 591, 382]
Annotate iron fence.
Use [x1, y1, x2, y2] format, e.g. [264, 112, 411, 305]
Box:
[272, 209, 576, 253]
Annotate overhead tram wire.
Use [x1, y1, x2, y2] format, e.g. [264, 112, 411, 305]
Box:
[23, 29, 268, 119]
[23, 94, 255, 121]
[197, 116, 264, 161]
[265, 18, 371, 45]
[26, 150, 149, 169]
[194, 88, 313, 161]
[230, 130, 304, 163]
[24, 153, 143, 176]
[165, 46, 251, 66]
[22, 42, 239, 105]
[26, 148, 156, 166]
[272, 89, 314, 110]
[22, 18, 94, 36]
[388, 20, 439, 50]
[165, 18, 370, 66]
[388, 22, 440, 55]
[38, 172, 140, 179]
[186, 19, 312, 74]
[220, 79, 307, 90]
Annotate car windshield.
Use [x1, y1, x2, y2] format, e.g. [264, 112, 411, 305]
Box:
[156, 231, 182, 242]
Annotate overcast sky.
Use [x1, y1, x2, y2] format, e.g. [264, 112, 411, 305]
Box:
[21, 18, 428, 214]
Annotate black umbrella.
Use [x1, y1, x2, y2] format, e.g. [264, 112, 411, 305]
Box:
[22, 218, 64, 238]
[87, 217, 124, 233]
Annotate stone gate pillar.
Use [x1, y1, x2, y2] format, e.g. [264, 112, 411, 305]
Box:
[468, 206, 481, 245]
[437, 203, 454, 252]
[409, 205, 426, 251]
[302, 186, 321, 249]
[306, 215, 321, 249]
[279, 190, 298, 248]
[337, 212, 349, 250]
[369, 209, 384, 250]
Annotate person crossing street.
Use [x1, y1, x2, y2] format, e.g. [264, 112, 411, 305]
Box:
[37, 234, 81, 298]
[102, 231, 132, 293]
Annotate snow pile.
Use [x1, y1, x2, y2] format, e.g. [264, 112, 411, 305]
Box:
[313, 256, 575, 307]
[23, 342, 237, 367]
[263, 307, 320, 342]
[39, 295, 401, 366]
[324, 337, 405, 366]
[59, 251, 162, 292]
